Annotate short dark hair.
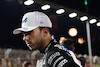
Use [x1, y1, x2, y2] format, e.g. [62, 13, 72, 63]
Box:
[61, 38, 74, 51]
[39, 27, 53, 35]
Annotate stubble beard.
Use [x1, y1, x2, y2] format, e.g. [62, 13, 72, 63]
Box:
[30, 37, 44, 51]
[37, 37, 44, 51]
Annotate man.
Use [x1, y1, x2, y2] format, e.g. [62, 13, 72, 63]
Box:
[60, 38, 75, 52]
[13, 11, 80, 67]
[61, 38, 83, 67]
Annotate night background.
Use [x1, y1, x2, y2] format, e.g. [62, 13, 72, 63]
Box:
[0, 0, 100, 56]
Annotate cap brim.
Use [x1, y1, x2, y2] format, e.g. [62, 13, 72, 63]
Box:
[13, 26, 38, 34]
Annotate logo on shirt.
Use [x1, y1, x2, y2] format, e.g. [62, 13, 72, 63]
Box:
[54, 44, 69, 52]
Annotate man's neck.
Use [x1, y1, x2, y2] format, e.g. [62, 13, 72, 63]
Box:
[40, 37, 53, 53]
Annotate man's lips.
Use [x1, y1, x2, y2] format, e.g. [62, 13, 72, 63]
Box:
[27, 44, 32, 50]
[26, 41, 31, 46]
[27, 43, 31, 47]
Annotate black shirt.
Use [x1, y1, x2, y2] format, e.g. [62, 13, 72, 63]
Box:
[41, 39, 80, 67]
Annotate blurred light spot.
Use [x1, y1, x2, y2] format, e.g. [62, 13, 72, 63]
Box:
[59, 37, 65, 44]
[89, 19, 97, 24]
[80, 16, 88, 21]
[41, 4, 50, 10]
[24, 0, 34, 5]
[56, 9, 65, 14]
[68, 28, 78, 37]
[69, 12, 77, 18]
[78, 38, 85, 44]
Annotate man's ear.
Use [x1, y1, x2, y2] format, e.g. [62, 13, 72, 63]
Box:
[42, 28, 49, 37]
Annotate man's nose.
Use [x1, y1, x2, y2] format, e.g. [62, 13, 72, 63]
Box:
[23, 34, 29, 41]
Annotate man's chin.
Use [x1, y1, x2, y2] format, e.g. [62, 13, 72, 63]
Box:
[27, 44, 37, 50]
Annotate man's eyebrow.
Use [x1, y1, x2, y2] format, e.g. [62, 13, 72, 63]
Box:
[21, 30, 33, 34]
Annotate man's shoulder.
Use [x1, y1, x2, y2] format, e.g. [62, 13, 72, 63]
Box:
[48, 44, 70, 55]
[43, 43, 80, 67]
[46, 44, 72, 63]
[46, 48, 79, 67]
[54, 44, 69, 51]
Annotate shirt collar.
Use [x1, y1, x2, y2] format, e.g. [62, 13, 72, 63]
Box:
[41, 39, 58, 54]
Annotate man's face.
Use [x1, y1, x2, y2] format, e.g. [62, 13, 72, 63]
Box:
[23, 27, 44, 51]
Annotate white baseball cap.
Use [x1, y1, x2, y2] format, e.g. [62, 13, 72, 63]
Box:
[13, 11, 52, 34]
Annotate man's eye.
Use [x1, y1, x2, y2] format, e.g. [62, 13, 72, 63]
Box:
[22, 30, 33, 35]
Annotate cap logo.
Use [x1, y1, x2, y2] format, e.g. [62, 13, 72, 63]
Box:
[22, 27, 28, 30]
[37, 16, 45, 20]
[40, 21, 44, 24]
[22, 18, 27, 23]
